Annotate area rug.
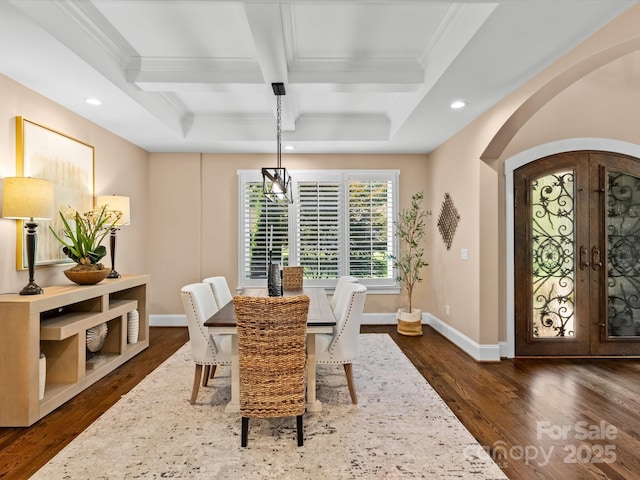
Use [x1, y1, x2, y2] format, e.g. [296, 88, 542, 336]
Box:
[32, 334, 507, 479]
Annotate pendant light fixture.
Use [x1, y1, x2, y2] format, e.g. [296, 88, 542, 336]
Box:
[262, 82, 293, 203]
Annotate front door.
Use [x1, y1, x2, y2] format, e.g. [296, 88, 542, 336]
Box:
[514, 151, 640, 356]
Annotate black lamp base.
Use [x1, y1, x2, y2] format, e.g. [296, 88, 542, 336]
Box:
[21, 221, 43, 295]
[107, 228, 122, 279]
[20, 281, 44, 295]
[107, 270, 121, 279]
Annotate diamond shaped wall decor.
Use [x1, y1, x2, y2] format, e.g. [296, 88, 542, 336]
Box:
[437, 193, 460, 250]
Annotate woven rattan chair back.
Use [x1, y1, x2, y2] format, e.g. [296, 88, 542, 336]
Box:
[233, 294, 310, 447]
[282, 266, 304, 290]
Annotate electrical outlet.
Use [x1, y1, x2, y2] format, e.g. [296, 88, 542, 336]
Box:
[445, 304, 450, 316]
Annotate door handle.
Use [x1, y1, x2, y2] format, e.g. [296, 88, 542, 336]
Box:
[592, 246, 602, 270]
[579, 246, 590, 269]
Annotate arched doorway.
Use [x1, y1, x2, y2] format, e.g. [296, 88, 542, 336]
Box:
[513, 150, 640, 356]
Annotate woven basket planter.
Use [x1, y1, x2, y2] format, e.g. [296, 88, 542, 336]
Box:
[397, 308, 423, 336]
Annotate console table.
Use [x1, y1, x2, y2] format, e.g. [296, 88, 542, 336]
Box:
[0, 274, 149, 427]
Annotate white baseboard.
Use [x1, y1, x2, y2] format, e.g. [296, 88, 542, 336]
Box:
[425, 313, 501, 362]
[360, 312, 398, 325]
[150, 312, 398, 327]
[150, 314, 187, 327]
[150, 312, 502, 362]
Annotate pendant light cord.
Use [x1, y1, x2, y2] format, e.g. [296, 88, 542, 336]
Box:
[276, 93, 282, 170]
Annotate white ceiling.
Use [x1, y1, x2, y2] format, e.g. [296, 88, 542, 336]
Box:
[0, 1, 635, 154]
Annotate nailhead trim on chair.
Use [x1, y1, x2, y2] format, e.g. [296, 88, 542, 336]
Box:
[326, 290, 366, 362]
[181, 290, 231, 366]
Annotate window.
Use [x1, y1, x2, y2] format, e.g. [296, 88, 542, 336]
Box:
[297, 178, 341, 279]
[238, 169, 399, 291]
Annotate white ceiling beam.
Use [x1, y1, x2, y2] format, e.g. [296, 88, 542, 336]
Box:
[288, 59, 424, 90]
[129, 55, 424, 93]
[127, 57, 264, 91]
[243, 3, 297, 131]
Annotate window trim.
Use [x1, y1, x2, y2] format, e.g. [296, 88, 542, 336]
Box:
[237, 169, 401, 293]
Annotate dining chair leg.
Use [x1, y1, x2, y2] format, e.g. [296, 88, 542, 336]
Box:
[190, 364, 203, 405]
[343, 363, 358, 404]
[209, 364, 217, 379]
[241, 417, 249, 447]
[202, 365, 210, 387]
[296, 415, 304, 447]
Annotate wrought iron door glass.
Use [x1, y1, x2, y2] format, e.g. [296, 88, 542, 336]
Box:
[607, 171, 640, 338]
[531, 171, 575, 338]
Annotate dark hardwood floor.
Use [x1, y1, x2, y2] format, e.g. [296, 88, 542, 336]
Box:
[2, 325, 640, 479]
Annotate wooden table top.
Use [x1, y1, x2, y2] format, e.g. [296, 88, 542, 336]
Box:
[204, 287, 336, 327]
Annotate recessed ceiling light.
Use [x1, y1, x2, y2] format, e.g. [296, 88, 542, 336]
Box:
[86, 98, 102, 106]
[450, 100, 466, 110]
[284, 145, 294, 151]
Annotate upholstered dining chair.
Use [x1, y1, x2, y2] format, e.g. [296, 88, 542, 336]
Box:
[203, 276, 233, 309]
[180, 282, 232, 405]
[316, 282, 367, 404]
[329, 275, 359, 312]
[233, 294, 310, 447]
[282, 266, 304, 290]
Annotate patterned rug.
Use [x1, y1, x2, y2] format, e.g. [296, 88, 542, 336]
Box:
[32, 334, 507, 479]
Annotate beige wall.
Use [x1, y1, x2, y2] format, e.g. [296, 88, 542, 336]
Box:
[427, 2, 640, 347]
[0, 73, 149, 294]
[149, 152, 430, 314]
[3, 3, 640, 354]
[503, 51, 640, 160]
[427, 128, 482, 341]
[0, 71, 433, 321]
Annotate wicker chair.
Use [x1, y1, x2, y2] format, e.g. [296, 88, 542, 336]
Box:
[316, 282, 367, 404]
[233, 294, 310, 447]
[282, 266, 304, 290]
[180, 282, 232, 404]
[329, 275, 359, 312]
[203, 276, 233, 309]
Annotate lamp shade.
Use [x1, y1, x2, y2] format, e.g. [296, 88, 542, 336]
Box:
[2, 177, 54, 220]
[96, 195, 130, 226]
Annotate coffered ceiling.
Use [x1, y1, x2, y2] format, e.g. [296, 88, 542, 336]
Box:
[0, 1, 634, 154]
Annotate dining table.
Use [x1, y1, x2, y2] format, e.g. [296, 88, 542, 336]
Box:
[204, 287, 336, 413]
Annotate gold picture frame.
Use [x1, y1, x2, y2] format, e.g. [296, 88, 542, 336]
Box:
[15, 117, 95, 269]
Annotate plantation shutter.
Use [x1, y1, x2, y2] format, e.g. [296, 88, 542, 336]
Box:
[348, 179, 394, 280]
[239, 169, 398, 290]
[296, 180, 341, 279]
[241, 182, 289, 282]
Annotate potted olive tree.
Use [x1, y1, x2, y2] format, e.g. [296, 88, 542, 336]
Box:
[391, 191, 430, 336]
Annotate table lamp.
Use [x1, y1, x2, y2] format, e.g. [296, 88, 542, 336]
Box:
[2, 177, 54, 295]
[96, 195, 130, 278]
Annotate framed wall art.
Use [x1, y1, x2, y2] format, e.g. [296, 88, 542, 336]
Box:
[15, 117, 95, 269]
